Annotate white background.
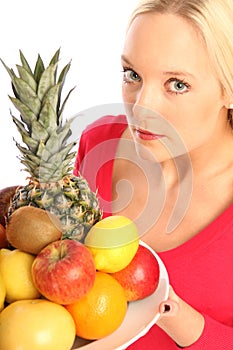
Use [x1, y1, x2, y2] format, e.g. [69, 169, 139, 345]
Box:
[0, 0, 138, 187]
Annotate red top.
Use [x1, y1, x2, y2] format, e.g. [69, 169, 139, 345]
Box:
[74, 114, 233, 349]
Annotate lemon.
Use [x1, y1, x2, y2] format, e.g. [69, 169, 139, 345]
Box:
[84, 215, 139, 273]
[0, 248, 40, 303]
[0, 270, 6, 311]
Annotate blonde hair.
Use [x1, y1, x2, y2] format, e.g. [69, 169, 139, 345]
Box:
[128, 0, 233, 127]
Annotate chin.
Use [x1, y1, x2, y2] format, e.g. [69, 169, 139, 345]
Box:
[134, 139, 172, 163]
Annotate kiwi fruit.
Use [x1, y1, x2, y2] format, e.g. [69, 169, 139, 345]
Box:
[6, 206, 62, 254]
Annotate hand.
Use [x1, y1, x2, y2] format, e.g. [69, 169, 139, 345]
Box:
[157, 286, 205, 348]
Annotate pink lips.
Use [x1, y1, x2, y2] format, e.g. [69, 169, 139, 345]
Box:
[135, 128, 164, 141]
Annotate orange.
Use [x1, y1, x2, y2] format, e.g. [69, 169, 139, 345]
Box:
[0, 299, 76, 350]
[0, 224, 7, 249]
[66, 271, 128, 340]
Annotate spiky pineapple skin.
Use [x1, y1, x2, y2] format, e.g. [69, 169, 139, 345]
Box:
[2, 49, 102, 241]
[8, 175, 102, 242]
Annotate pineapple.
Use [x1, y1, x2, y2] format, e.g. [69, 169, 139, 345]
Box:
[1, 49, 102, 242]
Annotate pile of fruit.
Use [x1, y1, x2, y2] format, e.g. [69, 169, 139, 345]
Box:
[0, 50, 160, 349]
[0, 207, 160, 350]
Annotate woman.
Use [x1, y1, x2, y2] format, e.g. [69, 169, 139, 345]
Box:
[74, 0, 233, 348]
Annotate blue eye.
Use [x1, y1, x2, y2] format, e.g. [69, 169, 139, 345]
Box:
[173, 81, 186, 91]
[167, 78, 190, 94]
[122, 68, 141, 83]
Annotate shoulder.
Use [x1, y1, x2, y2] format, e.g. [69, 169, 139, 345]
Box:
[79, 114, 128, 151]
[75, 114, 128, 173]
[74, 114, 128, 195]
[83, 114, 127, 137]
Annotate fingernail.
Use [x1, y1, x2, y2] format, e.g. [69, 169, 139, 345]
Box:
[163, 304, 171, 313]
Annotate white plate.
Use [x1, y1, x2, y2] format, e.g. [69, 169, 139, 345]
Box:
[72, 241, 169, 350]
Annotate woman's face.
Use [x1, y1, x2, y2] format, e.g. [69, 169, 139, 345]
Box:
[121, 12, 229, 161]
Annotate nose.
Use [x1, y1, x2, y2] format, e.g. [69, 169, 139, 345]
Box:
[131, 83, 164, 124]
[136, 82, 159, 108]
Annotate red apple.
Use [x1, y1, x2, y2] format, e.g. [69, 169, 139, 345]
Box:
[111, 244, 160, 301]
[31, 239, 96, 305]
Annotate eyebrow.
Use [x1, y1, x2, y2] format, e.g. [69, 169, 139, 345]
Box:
[162, 71, 195, 79]
[121, 55, 195, 78]
[121, 55, 134, 67]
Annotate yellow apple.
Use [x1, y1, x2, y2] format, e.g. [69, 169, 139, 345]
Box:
[0, 269, 6, 311]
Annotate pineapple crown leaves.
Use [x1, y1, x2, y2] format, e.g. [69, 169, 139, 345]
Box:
[1, 48, 77, 182]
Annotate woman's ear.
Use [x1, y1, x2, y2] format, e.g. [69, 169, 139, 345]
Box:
[221, 89, 233, 109]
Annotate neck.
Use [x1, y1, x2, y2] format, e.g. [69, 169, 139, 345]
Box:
[160, 120, 233, 186]
[189, 124, 233, 180]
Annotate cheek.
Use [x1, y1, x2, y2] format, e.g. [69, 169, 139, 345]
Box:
[122, 86, 138, 122]
[122, 84, 137, 104]
[172, 85, 224, 130]
[174, 107, 221, 151]
[166, 94, 225, 152]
